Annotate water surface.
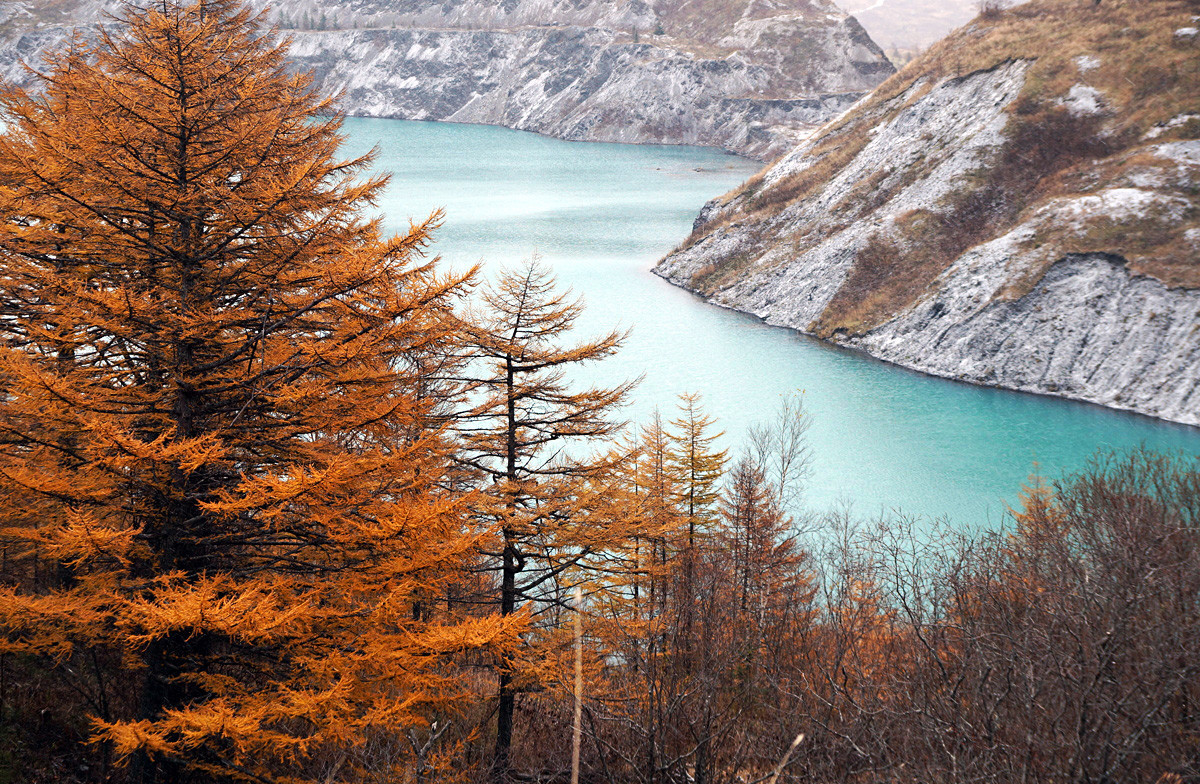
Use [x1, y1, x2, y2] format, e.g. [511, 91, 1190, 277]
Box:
[341, 117, 1200, 525]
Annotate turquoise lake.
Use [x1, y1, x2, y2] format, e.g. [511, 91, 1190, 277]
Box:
[340, 117, 1200, 526]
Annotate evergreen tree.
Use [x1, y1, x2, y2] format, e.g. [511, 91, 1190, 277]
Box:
[0, 1, 513, 781]
[667, 393, 727, 556]
[457, 260, 638, 779]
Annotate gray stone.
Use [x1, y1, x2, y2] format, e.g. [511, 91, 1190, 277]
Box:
[0, 0, 895, 160]
[656, 62, 1200, 426]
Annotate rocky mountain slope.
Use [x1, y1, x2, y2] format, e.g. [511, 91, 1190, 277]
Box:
[0, 0, 894, 159]
[657, 0, 1200, 425]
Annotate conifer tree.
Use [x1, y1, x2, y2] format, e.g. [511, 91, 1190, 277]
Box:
[721, 458, 791, 613]
[666, 392, 726, 642]
[0, 1, 514, 781]
[629, 411, 684, 621]
[457, 260, 638, 779]
[667, 393, 727, 556]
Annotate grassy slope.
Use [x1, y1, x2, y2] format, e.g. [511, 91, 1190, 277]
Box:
[681, 0, 1200, 336]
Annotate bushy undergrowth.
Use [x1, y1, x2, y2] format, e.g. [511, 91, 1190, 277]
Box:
[493, 449, 1200, 784]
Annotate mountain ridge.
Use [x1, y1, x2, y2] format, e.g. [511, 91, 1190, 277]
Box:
[0, 0, 894, 159]
[836, 0, 978, 56]
[656, 0, 1200, 425]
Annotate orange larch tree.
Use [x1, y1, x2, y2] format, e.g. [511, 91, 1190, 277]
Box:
[456, 260, 640, 780]
[0, 1, 515, 782]
[667, 393, 727, 559]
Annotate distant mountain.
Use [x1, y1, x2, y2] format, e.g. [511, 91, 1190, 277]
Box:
[0, 0, 895, 160]
[656, 0, 1200, 425]
[836, 0, 978, 55]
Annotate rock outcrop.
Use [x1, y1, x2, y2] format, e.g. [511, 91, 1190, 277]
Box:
[0, 0, 895, 159]
[657, 0, 1200, 425]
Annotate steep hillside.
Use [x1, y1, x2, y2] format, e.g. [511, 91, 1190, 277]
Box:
[0, 0, 894, 159]
[657, 0, 1200, 425]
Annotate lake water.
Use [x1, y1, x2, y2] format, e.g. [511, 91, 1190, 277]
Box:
[340, 117, 1200, 526]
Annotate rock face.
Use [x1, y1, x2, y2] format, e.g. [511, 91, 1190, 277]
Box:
[657, 0, 1200, 426]
[857, 251, 1200, 426]
[0, 0, 895, 159]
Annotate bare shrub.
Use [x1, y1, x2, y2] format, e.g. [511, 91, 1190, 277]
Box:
[977, 0, 1007, 20]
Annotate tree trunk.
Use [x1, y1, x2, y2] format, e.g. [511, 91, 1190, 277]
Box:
[493, 356, 520, 781]
[493, 533, 518, 782]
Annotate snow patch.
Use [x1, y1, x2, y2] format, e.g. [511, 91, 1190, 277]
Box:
[1152, 140, 1200, 166]
[1049, 187, 1189, 225]
[1057, 84, 1107, 117]
[1143, 113, 1200, 140]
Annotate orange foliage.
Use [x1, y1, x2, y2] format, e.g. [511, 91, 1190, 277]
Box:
[0, 1, 514, 781]
[456, 260, 642, 777]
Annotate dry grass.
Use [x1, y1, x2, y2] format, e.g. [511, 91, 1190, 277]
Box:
[1006, 138, 1200, 292]
[817, 102, 1122, 334]
[812, 233, 907, 337]
[814, 0, 1200, 164]
[863, 0, 1200, 122]
[750, 133, 871, 215]
[827, 0, 1197, 332]
[691, 251, 759, 296]
[665, 0, 1200, 328]
[1026, 201, 1200, 290]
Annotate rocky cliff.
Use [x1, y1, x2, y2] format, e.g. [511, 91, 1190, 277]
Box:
[0, 0, 894, 159]
[657, 0, 1200, 425]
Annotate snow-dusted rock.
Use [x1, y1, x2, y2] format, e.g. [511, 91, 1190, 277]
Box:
[655, 42, 1200, 426]
[0, 0, 895, 159]
[282, 25, 874, 159]
[1058, 83, 1108, 117]
[853, 251, 1200, 426]
[658, 61, 1032, 326]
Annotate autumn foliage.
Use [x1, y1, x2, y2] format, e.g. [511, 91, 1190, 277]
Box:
[0, 1, 516, 781]
[455, 260, 639, 778]
[0, 2, 1198, 784]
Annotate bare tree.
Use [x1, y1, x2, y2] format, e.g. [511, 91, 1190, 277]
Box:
[746, 393, 813, 513]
